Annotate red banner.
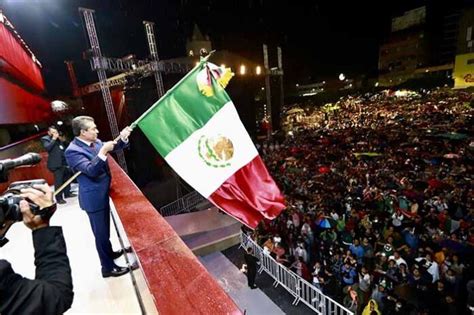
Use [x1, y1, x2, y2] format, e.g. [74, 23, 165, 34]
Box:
[0, 23, 45, 92]
[0, 77, 51, 125]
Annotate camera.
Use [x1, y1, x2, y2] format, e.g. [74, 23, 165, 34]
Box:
[0, 179, 57, 247]
[0, 153, 55, 247]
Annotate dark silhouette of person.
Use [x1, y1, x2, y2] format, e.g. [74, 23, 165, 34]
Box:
[41, 125, 74, 203]
[244, 247, 259, 289]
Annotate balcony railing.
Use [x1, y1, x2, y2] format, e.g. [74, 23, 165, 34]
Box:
[159, 190, 212, 217]
[240, 231, 354, 315]
[0, 134, 242, 314]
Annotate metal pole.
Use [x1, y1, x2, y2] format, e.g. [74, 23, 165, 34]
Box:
[277, 47, 284, 130]
[142, 21, 182, 198]
[64, 61, 80, 97]
[79, 7, 128, 172]
[263, 44, 272, 140]
[143, 21, 165, 98]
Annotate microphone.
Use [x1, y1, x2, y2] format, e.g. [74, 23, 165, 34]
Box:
[0, 153, 42, 172]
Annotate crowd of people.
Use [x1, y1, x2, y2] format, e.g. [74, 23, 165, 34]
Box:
[250, 88, 473, 314]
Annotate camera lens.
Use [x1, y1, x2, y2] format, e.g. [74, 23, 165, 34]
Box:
[0, 193, 23, 224]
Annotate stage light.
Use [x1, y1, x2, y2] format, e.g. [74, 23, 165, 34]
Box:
[256, 66, 261, 75]
[339, 73, 345, 81]
[240, 65, 246, 75]
[51, 100, 68, 112]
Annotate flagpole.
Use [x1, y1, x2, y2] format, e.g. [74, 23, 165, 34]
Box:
[57, 50, 210, 199]
[130, 52, 215, 129]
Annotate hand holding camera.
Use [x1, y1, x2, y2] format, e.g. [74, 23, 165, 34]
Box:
[1, 178, 57, 246]
[20, 183, 54, 231]
[51, 129, 60, 140]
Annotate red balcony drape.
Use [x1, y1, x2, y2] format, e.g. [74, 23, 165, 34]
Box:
[0, 77, 51, 125]
[0, 23, 45, 92]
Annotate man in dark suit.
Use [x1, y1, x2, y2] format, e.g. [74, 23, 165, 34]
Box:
[65, 116, 133, 278]
[41, 126, 74, 204]
[244, 247, 259, 289]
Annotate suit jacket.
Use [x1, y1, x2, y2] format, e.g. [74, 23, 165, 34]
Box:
[65, 138, 128, 212]
[0, 227, 73, 314]
[41, 135, 67, 171]
[244, 252, 258, 274]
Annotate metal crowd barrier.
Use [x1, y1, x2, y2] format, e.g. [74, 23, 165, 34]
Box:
[159, 190, 211, 216]
[240, 231, 354, 315]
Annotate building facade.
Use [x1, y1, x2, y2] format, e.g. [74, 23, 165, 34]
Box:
[453, 8, 474, 89]
[378, 7, 430, 86]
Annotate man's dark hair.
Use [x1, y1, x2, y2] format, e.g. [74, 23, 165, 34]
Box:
[71, 116, 94, 136]
[48, 125, 58, 131]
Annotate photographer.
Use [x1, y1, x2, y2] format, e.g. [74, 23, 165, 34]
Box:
[41, 125, 75, 204]
[0, 184, 73, 314]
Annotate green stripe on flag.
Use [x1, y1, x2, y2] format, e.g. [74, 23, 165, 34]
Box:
[137, 64, 231, 157]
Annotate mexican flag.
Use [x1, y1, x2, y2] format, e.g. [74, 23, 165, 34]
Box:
[133, 58, 285, 228]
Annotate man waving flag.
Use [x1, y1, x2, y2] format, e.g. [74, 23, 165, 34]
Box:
[132, 56, 285, 228]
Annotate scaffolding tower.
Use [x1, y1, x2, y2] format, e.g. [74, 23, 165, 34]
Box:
[79, 7, 128, 172]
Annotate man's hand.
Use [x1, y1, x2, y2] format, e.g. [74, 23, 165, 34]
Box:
[51, 129, 59, 140]
[20, 184, 54, 231]
[99, 140, 117, 155]
[119, 126, 133, 142]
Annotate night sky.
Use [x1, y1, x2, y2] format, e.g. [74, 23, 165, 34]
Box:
[1, 0, 468, 95]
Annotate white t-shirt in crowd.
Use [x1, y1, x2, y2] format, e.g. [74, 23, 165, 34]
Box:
[389, 255, 407, 267]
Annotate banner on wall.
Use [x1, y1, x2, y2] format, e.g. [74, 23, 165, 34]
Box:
[453, 53, 474, 89]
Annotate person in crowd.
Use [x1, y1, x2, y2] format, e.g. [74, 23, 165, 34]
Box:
[370, 281, 387, 311]
[385, 258, 401, 282]
[388, 251, 407, 267]
[362, 299, 381, 315]
[358, 266, 372, 306]
[349, 238, 365, 264]
[341, 261, 357, 286]
[247, 88, 472, 313]
[343, 285, 359, 314]
[398, 263, 410, 284]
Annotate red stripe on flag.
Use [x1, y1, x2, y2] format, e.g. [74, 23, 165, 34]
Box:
[208, 155, 285, 229]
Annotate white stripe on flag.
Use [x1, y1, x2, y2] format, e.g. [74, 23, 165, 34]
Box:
[165, 101, 258, 198]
